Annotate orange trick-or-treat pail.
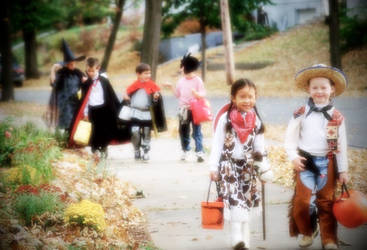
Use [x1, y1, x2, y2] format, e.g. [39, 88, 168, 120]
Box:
[333, 184, 367, 228]
[201, 200, 224, 229]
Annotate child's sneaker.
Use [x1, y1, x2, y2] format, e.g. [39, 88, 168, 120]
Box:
[299, 235, 313, 248]
[134, 150, 141, 160]
[142, 152, 149, 162]
[142, 149, 149, 162]
[181, 151, 188, 161]
[323, 242, 338, 250]
[196, 151, 205, 163]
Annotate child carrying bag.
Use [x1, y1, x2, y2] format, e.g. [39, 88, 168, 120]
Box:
[118, 105, 132, 121]
[190, 98, 212, 125]
[201, 181, 224, 230]
[73, 120, 92, 146]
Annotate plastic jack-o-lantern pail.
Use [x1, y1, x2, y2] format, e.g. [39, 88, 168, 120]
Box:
[333, 184, 367, 228]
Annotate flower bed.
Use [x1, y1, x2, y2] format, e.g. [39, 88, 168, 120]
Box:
[0, 121, 150, 249]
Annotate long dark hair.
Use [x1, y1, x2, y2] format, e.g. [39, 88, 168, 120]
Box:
[225, 78, 265, 134]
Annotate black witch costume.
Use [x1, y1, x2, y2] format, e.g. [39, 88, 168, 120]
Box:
[45, 39, 85, 137]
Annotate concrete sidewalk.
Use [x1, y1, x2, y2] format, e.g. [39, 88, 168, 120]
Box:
[107, 138, 367, 250]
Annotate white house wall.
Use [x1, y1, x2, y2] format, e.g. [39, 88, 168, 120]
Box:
[263, 0, 326, 31]
[347, 0, 367, 20]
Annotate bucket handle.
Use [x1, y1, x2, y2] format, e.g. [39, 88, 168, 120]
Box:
[206, 181, 218, 204]
[341, 183, 350, 198]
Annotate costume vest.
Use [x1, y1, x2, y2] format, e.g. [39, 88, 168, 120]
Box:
[293, 106, 344, 155]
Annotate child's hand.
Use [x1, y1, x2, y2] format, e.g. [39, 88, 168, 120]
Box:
[123, 93, 130, 101]
[153, 92, 160, 100]
[162, 82, 173, 88]
[292, 156, 306, 171]
[338, 172, 349, 184]
[83, 116, 89, 122]
[50, 63, 62, 83]
[82, 76, 88, 83]
[192, 89, 200, 98]
[210, 171, 219, 181]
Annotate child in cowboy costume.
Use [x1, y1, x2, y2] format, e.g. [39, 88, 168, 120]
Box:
[209, 79, 273, 250]
[285, 64, 349, 249]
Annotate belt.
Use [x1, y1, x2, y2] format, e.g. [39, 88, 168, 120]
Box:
[298, 149, 321, 175]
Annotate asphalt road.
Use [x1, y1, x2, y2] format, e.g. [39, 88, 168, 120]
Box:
[3, 89, 367, 148]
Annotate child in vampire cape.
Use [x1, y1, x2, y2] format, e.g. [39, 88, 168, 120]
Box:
[123, 63, 166, 162]
[70, 57, 120, 156]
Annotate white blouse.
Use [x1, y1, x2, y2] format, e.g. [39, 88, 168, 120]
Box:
[284, 104, 348, 173]
[209, 112, 265, 171]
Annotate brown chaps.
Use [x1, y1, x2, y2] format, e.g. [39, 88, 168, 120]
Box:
[289, 154, 338, 245]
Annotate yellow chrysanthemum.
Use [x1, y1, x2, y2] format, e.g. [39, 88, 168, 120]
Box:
[64, 199, 106, 231]
[2, 165, 40, 184]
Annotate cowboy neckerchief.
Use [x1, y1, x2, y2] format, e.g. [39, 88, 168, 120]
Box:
[229, 109, 256, 143]
[217, 110, 261, 222]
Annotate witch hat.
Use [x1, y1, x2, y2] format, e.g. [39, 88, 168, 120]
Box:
[61, 39, 86, 63]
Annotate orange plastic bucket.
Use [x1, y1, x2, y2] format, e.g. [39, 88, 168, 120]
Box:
[201, 181, 224, 229]
[201, 201, 224, 229]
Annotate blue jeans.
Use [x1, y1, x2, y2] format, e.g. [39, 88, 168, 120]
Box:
[179, 110, 203, 152]
[300, 155, 329, 214]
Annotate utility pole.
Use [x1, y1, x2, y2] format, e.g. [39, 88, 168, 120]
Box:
[141, 0, 163, 81]
[101, 0, 125, 71]
[220, 0, 235, 85]
[329, 0, 342, 69]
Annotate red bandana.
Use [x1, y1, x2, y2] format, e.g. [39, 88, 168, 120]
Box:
[229, 109, 256, 143]
[126, 79, 160, 95]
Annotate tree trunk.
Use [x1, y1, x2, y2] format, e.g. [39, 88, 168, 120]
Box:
[101, 0, 125, 71]
[23, 28, 40, 79]
[220, 0, 235, 85]
[200, 20, 207, 82]
[1, 0, 14, 101]
[329, 0, 341, 69]
[141, 0, 162, 81]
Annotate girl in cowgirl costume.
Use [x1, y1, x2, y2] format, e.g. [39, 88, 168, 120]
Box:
[285, 64, 349, 249]
[209, 79, 273, 250]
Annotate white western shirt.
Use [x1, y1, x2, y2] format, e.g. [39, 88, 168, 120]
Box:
[284, 103, 348, 173]
[209, 112, 265, 172]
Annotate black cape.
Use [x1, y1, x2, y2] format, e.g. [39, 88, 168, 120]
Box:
[152, 95, 167, 132]
[78, 76, 131, 144]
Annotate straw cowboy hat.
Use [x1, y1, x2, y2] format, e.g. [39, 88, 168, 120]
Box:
[295, 64, 348, 96]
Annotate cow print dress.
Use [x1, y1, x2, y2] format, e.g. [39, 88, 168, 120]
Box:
[217, 118, 262, 222]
